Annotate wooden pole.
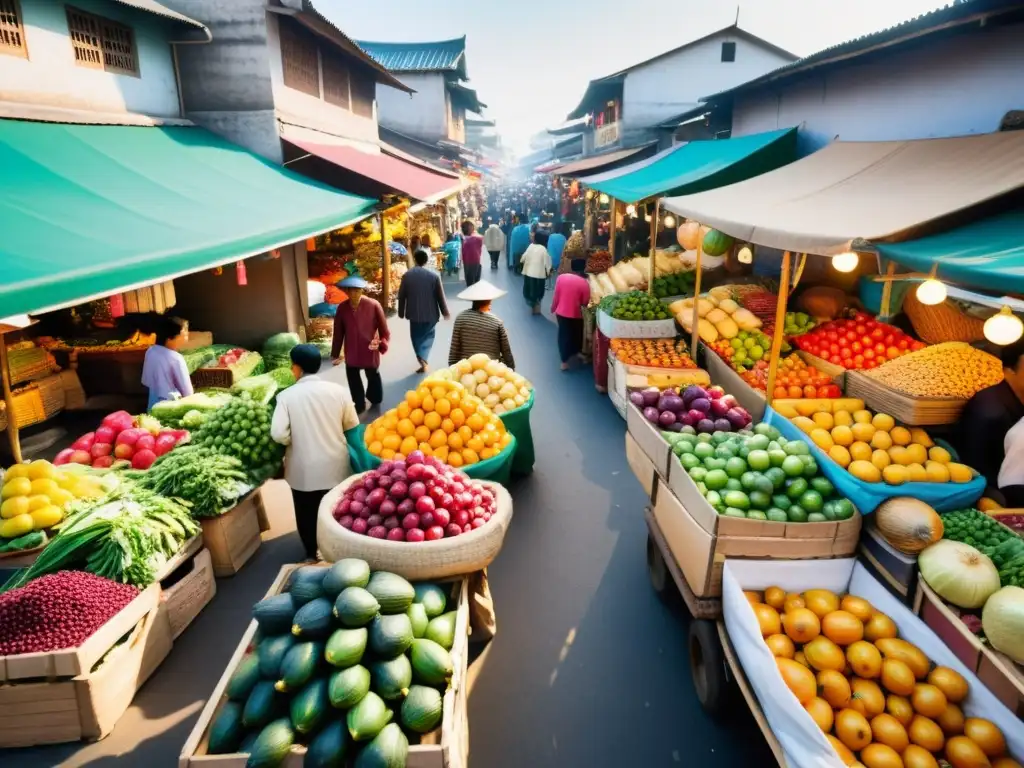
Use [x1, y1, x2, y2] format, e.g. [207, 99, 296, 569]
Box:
[0, 338, 21, 464]
[648, 199, 660, 295]
[689, 241, 704, 360]
[879, 260, 897, 320]
[607, 198, 618, 262]
[765, 251, 792, 404]
[379, 213, 391, 311]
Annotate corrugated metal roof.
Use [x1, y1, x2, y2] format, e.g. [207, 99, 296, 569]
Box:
[355, 37, 467, 77]
[110, 0, 210, 40]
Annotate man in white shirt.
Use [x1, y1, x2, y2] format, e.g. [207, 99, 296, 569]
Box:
[271, 344, 360, 560]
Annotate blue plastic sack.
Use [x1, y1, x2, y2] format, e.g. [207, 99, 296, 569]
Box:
[762, 406, 985, 514]
[309, 302, 338, 318]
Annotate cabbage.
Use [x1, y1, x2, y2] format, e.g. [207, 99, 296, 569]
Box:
[982, 585, 1024, 662]
[231, 373, 280, 405]
[262, 333, 301, 370]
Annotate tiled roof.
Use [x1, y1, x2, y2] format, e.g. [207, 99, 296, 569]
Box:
[355, 37, 467, 78]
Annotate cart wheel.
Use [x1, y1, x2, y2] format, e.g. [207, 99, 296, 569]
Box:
[689, 620, 730, 715]
[646, 534, 677, 605]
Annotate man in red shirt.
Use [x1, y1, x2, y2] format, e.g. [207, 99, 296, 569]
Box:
[331, 276, 390, 414]
[460, 220, 484, 288]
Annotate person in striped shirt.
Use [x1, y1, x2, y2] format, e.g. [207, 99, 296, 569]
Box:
[448, 280, 516, 369]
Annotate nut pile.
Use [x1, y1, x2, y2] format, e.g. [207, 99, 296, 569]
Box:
[862, 342, 1003, 398]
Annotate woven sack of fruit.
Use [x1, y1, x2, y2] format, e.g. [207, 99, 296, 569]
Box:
[315, 473, 513, 579]
[903, 291, 986, 344]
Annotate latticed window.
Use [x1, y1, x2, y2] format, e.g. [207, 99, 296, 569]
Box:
[279, 18, 320, 97]
[66, 7, 137, 75]
[0, 0, 26, 57]
[321, 51, 350, 109]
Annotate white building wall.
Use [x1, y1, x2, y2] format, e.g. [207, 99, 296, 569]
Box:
[730, 24, 1024, 153]
[622, 31, 792, 137]
[0, 0, 181, 117]
[376, 72, 447, 141]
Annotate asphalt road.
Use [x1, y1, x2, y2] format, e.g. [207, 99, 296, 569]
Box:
[13, 265, 772, 767]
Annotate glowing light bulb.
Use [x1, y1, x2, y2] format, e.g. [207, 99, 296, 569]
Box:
[737, 246, 753, 264]
[831, 252, 858, 273]
[663, 215, 676, 228]
[984, 306, 1024, 345]
[585, 190, 594, 200]
[644, 214, 652, 223]
[626, 204, 636, 216]
[915, 278, 947, 306]
[599, 193, 610, 205]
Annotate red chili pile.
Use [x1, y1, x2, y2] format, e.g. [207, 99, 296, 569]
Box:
[0, 571, 139, 655]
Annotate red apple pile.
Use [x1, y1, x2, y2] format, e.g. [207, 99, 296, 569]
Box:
[54, 411, 189, 470]
[793, 312, 926, 370]
[332, 452, 498, 542]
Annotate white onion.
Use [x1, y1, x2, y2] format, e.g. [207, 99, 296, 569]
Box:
[919, 540, 1001, 609]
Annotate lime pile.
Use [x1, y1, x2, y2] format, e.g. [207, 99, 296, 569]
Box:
[664, 423, 858, 523]
[606, 291, 671, 321]
[727, 329, 777, 367]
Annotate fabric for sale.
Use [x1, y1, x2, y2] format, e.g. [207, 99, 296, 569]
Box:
[662, 131, 1024, 256]
[0, 120, 376, 317]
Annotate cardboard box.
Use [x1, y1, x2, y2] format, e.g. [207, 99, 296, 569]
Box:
[179, 564, 471, 768]
[654, 462, 861, 598]
[625, 402, 671, 478]
[915, 580, 1024, 719]
[201, 491, 263, 577]
[160, 548, 217, 640]
[625, 432, 658, 500]
[858, 521, 918, 604]
[0, 593, 173, 747]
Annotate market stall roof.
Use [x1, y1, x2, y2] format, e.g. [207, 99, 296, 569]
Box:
[111, 0, 211, 41]
[551, 142, 657, 177]
[873, 210, 1024, 294]
[356, 36, 468, 79]
[662, 130, 1024, 256]
[286, 138, 464, 203]
[579, 127, 798, 203]
[0, 120, 378, 317]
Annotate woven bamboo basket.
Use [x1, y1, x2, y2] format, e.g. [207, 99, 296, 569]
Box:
[11, 387, 45, 428]
[903, 292, 986, 344]
[37, 374, 66, 418]
[306, 317, 334, 339]
[190, 367, 236, 389]
[59, 369, 87, 410]
[845, 370, 965, 426]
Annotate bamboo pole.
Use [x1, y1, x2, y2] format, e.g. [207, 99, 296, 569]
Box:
[879, 260, 897, 319]
[0, 338, 21, 464]
[608, 197, 618, 262]
[648, 199, 660, 295]
[689, 241, 704, 360]
[379, 213, 391, 311]
[765, 251, 792, 404]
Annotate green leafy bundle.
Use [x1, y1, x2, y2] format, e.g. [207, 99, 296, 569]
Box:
[941, 508, 1024, 587]
[192, 393, 284, 480]
[133, 445, 250, 518]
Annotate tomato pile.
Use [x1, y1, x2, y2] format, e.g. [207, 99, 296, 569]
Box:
[609, 338, 697, 369]
[793, 313, 925, 370]
[773, 355, 842, 399]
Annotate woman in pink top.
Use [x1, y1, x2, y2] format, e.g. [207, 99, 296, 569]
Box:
[550, 258, 591, 370]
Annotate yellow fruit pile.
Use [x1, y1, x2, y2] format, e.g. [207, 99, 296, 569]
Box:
[0, 460, 104, 539]
[862, 342, 1003, 399]
[431, 353, 532, 415]
[365, 379, 512, 468]
[749, 586, 1018, 768]
[792, 404, 975, 485]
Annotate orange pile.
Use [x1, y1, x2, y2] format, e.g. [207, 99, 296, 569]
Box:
[609, 338, 697, 369]
[772, 355, 842, 400]
[365, 379, 512, 468]
[749, 586, 1018, 768]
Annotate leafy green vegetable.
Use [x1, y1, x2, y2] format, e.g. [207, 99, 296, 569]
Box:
[941, 508, 1024, 588]
[133, 445, 250, 518]
[192, 393, 284, 480]
[231, 371, 294, 405]
[263, 333, 302, 370]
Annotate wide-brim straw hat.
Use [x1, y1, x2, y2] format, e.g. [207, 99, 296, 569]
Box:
[337, 275, 369, 289]
[458, 280, 507, 302]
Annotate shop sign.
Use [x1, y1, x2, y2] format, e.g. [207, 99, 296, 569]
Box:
[594, 122, 620, 149]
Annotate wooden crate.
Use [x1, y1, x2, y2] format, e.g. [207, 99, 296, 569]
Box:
[626, 402, 672, 479]
[160, 548, 216, 640]
[654, 460, 861, 599]
[915, 580, 1024, 719]
[845, 370, 964, 426]
[0, 584, 160, 682]
[179, 564, 471, 768]
[201, 490, 263, 577]
[0, 592, 173, 747]
[857, 521, 919, 605]
[625, 432, 659, 501]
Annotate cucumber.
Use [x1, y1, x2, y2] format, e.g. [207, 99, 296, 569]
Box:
[322, 558, 371, 597]
[328, 664, 371, 709]
[333, 586, 380, 628]
[288, 568, 327, 606]
[253, 593, 297, 635]
[365, 572, 415, 614]
[370, 654, 412, 701]
[409, 639, 453, 686]
[424, 611, 457, 651]
[368, 614, 414, 658]
[401, 685, 443, 734]
[304, 719, 347, 767]
[207, 701, 245, 754]
[243, 681, 281, 729]
[353, 723, 408, 768]
[346, 691, 392, 742]
[275, 641, 323, 692]
[245, 718, 294, 768]
[325, 628, 367, 668]
[239, 731, 259, 754]
[291, 597, 333, 639]
[289, 678, 329, 735]
[258, 634, 298, 679]
[413, 584, 447, 618]
[227, 652, 262, 701]
[406, 603, 428, 638]
[288, 564, 328, 591]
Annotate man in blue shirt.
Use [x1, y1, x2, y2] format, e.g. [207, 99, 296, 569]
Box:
[547, 223, 569, 273]
[508, 216, 531, 272]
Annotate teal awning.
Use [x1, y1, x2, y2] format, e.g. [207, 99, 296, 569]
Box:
[874, 210, 1024, 294]
[579, 127, 798, 203]
[0, 120, 378, 316]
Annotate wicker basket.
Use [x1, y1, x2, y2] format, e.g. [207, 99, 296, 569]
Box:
[190, 367, 235, 389]
[10, 387, 45, 428]
[306, 317, 334, 340]
[36, 374, 66, 418]
[903, 292, 986, 344]
[59, 369, 87, 410]
[845, 370, 965, 426]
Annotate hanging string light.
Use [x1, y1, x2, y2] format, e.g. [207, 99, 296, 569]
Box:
[916, 278, 947, 305]
[599, 193, 610, 205]
[831, 252, 859, 273]
[984, 306, 1024, 345]
[663, 214, 676, 228]
[626, 204, 636, 217]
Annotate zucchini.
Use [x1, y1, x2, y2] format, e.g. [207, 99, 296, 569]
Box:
[227, 652, 262, 701]
[258, 634, 297, 679]
[325, 628, 367, 668]
[207, 701, 245, 754]
[322, 558, 370, 597]
[291, 597, 333, 639]
[289, 678, 329, 735]
[365, 572, 415, 614]
[346, 691, 392, 742]
[253, 593, 297, 635]
[288, 569, 327, 606]
[424, 611, 457, 651]
[304, 719, 347, 767]
[353, 723, 408, 768]
[333, 586, 380, 628]
[368, 614, 414, 658]
[401, 685, 443, 734]
[370, 654, 412, 701]
[288, 564, 328, 591]
[413, 583, 447, 618]
[406, 603, 428, 639]
[275, 640, 323, 692]
[242, 680, 281, 729]
[239, 731, 259, 755]
[245, 718, 294, 768]
[409, 639, 453, 686]
[328, 664, 371, 710]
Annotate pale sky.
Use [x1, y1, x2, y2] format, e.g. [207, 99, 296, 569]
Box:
[321, 0, 945, 154]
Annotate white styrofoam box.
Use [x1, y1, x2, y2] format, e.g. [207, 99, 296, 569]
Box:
[597, 309, 677, 339]
[722, 558, 1024, 768]
[307, 280, 326, 307]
